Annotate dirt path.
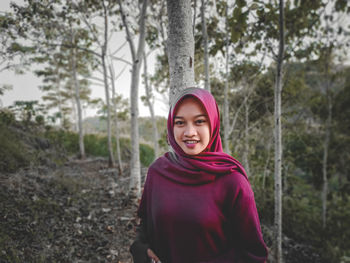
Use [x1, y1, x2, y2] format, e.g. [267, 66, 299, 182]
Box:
[0, 158, 141, 263]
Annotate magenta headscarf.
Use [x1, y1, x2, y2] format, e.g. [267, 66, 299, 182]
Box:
[151, 87, 247, 185]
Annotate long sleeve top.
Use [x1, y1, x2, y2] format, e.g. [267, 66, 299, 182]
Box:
[130, 161, 268, 263]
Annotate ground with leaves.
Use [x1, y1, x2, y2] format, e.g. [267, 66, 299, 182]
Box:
[0, 159, 141, 263]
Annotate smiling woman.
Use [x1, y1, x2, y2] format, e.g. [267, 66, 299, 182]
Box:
[130, 87, 268, 263]
[173, 96, 210, 155]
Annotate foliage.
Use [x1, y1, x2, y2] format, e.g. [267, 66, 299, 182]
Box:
[0, 114, 66, 173]
[0, 108, 15, 125]
[46, 130, 155, 167]
[8, 100, 46, 124]
[253, 173, 350, 263]
[0, 122, 30, 173]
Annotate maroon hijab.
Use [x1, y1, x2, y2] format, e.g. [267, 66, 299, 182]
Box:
[152, 87, 247, 185]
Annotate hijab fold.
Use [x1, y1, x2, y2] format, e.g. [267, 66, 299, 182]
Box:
[154, 87, 247, 185]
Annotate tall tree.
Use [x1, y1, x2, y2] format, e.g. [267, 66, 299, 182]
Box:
[223, 4, 230, 153]
[70, 29, 85, 159]
[315, 0, 350, 229]
[251, 1, 327, 260]
[118, 0, 148, 196]
[76, 0, 118, 167]
[212, 0, 251, 154]
[273, 0, 285, 261]
[167, 0, 195, 102]
[108, 61, 125, 174]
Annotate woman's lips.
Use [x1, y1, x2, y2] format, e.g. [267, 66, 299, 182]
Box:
[184, 140, 199, 149]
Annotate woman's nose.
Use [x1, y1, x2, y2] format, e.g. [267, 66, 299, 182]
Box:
[184, 124, 197, 137]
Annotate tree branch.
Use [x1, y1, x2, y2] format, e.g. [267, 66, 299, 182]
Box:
[110, 55, 132, 65]
[118, 0, 136, 61]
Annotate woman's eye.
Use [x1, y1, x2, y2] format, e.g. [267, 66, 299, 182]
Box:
[196, 119, 206, 124]
[174, 121, 184, 125]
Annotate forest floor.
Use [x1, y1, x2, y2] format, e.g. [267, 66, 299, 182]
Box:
[0, 158, 142, 263]
[0, 158, 325, 263]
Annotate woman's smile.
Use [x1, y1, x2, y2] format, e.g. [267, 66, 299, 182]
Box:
[184, 140, 200, 148]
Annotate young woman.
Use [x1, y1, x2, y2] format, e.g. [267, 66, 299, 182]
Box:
[130, 88, 268, 263]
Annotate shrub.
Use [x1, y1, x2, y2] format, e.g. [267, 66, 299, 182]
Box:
[45, 131, 155, 166]
[0, 123, 30, 172]
[0, 109, 15, 125]
[253, 173, 350, 263]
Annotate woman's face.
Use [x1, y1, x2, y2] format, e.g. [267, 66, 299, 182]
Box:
[173, 97, 210, 155]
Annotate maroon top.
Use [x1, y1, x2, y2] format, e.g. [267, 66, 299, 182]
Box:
[137, 88, 268, 263]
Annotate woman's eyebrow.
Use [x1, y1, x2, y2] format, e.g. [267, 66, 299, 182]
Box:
[174, 114, 207, 119]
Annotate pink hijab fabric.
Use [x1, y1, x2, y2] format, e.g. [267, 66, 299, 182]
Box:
[165, 87, 247, 181]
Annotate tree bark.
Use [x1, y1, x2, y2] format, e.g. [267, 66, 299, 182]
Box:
[243, 99, 250, 176]
[101, 1, 115, 167]
[109, 63, 123, 175]
[119, 0, 148, 196]
[167, 0, 196, 103]
[223, 6, 230, 154]
[192, 0, 197, 36]
[263, 138, 272, 189]
[70, 97, 77, 132]
[54, 63, 64, 128]
[143, 52, 159, 159]
[70, 32, 85, 159]
[322, 49, 332, 229]
[201, 0, 210, 92]
[274, 0, 285, 262]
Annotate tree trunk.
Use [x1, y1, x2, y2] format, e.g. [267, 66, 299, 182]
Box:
[70, 98, 77, 131]
[71, 45, 85, 159]
[192, 0, 197, 36]
[201, 0, 210, 92]
[322, 53, 332, 229]
[143, 52, 159, 159]
[243, 99, 250, 176]
[223, 7, 230, 154]
[167, 0, 196, 102]
[263, 138, 272, 189]
[119, 0, 148, 196]
[54, 64, 64, 128]
[109, 64, 123, 175]
[101, 1, 115, 167]
[102, 54, 115, 167]
[274, 0, 285, 262]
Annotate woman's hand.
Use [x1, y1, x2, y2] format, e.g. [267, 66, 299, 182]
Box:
[147, 248, 161, 263]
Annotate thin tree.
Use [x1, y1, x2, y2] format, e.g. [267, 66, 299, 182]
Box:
[77, 0, 116, 167]
[223, 5, 230, 153]
[143, 51, 159, 158]
[274, 0, 285, 262]
[108, 61, 125, 174]
[118, 0, 148, 196]
[316, 1, 349, 229]
[70, 30, 85, 159]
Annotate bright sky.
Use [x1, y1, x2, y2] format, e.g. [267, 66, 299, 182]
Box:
[0, 0, 169, 118]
